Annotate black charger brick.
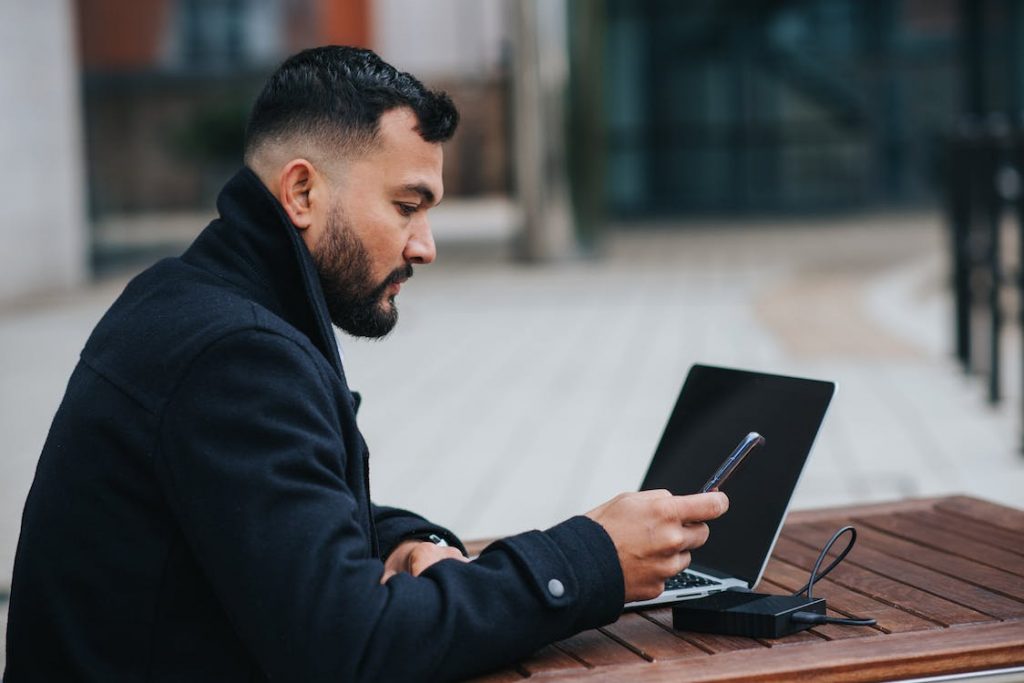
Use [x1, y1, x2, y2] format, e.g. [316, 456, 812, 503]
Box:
[672, 591, 827, 639]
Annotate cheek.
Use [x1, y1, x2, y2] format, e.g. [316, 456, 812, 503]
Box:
[359, 213, 408, 275]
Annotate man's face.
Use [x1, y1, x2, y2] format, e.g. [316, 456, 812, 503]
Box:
[309, 108, 443, 337]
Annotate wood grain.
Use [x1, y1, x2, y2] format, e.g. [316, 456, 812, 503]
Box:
[815, 517, 1024, 603]
[916, 509, 1024, 559]
[772, 533, 992, 626]
[553, 628, 644, 668]
[530, 620, 1024, 682]
[599, 612, 707, 662]
[795, 520, 1024, 619]
[935, 496, 1024, 534]
[857, 512, 1024, 577]
[465, 497, 1024, 681]
[641, 608, 768, 654]
[518, 645, 586, 675]
[760, 557, 929, 636]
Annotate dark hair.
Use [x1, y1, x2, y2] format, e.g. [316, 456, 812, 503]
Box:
[244, 46, 458, 161]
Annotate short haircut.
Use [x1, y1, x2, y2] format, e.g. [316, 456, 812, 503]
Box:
[243, 46, 459, 163]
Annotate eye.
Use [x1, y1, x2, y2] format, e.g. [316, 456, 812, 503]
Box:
[395, 202, 418, 217]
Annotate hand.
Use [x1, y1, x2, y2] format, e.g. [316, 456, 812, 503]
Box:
[380, 539, 468, 584]
[585, 490, 729, 602]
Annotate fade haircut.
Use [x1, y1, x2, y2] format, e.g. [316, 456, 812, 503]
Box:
[243, 46, 459, 164]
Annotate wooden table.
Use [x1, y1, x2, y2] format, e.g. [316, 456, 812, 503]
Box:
[468, 496, 1024, 682]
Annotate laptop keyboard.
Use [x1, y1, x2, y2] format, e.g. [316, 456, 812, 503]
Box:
[665, 570, 722, 592]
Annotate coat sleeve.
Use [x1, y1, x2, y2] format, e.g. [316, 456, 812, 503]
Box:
[371, 503, 468, 558]
[156, 328, 624, 682]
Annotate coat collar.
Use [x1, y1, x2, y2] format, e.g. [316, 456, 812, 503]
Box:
[182, 167, 344, 374]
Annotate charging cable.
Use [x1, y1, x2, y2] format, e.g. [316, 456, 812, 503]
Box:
[789, 526, 877, 627]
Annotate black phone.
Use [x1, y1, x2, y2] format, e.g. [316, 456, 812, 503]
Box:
[699, 432, 765, 493]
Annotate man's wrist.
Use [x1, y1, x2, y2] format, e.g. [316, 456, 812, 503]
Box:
[401, 530, 463, 554]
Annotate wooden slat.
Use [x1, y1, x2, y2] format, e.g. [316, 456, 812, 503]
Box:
[518, 645, 587, 675]
[772, 534, 992, 627]
[467, 497, 1024, 681]
[922, 509, 1024, 559]
[756, 627, 824, 647]
[760, 556, 934, 635]
[837, 519, 1024, 603]
[785, 498, 941, 525]
[935, 496, 1024, 534]
[793, 520, 1024, 620]
[641, 609, 767, 654]
[554, 628, 645, 668]
[533, 619, 1024, 683]
[599, 612, 707, 662]
[859, 512, 1024, 577]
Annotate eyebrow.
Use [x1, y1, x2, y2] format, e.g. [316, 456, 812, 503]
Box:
[401, 183, 441, 207]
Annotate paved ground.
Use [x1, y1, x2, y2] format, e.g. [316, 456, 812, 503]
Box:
[1, 207, 1022, 666]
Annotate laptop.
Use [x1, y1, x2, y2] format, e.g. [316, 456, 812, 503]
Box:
[625, 364, 835, 609]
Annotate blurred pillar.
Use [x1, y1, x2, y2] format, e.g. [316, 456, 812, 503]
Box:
[0, 0, 87, 301]
[510, 0, 575, 262]
[567, 0, 607, 254]
[960, 0, 986, 116]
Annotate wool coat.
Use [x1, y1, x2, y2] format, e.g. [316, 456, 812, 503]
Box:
[3, 168, 624, 682]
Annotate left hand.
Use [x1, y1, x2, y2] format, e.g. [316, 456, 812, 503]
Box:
[380, 539, 468, 584]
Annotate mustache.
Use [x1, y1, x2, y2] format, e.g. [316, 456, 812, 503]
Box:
[369, 264, 414, 300]
[385, 264, 414, 287]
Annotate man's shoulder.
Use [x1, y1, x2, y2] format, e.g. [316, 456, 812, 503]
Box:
[81, 257, 326, 412]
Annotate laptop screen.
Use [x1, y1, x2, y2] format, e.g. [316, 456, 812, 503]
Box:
[640, 364, 835, 588]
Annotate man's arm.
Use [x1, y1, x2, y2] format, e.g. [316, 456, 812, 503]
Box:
[157, 329, 625, 682]
[371, 503, 467, 559]
[371, 504, 469, 584]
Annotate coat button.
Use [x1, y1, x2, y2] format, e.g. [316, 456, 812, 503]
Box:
[547, 579, 565, 598]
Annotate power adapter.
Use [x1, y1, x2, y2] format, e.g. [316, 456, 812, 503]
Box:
[672, 591, 827, 639]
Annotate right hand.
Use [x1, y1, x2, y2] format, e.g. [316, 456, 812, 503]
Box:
[585, 490, 729, 602]
[379, 540, 468, 584]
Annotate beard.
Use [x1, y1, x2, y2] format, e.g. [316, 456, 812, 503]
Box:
[311, 205, 412, 338]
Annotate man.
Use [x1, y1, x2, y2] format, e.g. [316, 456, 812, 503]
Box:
[4, 46, 727, 681]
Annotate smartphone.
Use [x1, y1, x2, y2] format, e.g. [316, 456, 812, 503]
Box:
[699, 432, 765, 493]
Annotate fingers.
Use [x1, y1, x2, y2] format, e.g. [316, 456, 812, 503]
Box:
[408, 543, 467, 577]
[672, 491, 729, 524]
[587, 490, 731, 602]
[680, 521, 710, 551]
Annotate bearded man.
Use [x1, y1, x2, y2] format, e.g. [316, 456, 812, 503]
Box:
[4, 46, 727, 682]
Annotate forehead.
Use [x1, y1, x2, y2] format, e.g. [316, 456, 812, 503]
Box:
[363, 108, 444, 197]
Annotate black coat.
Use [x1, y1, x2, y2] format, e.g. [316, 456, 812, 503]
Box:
[4, 168, 624, 682]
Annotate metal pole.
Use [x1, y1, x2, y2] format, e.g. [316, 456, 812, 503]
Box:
[510, 0, 575, 262]
[1014, 119, 1024, 451]
[950, 121, 973, 371]
[986, 114, 1011, 404]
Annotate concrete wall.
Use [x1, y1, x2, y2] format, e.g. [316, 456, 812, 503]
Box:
[0, 0, 87, 301]
[372, 0, 507, 80]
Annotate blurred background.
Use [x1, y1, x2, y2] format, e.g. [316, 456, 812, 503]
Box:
[3, 0, 1024, 659]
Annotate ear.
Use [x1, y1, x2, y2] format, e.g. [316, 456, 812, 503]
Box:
[276, 159, 317, 229]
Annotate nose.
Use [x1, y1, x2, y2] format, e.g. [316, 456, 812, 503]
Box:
[404, 214, 436, 265]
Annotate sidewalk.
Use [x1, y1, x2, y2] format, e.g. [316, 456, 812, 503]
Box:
[341, 210, 1021, 542]
[1, 208, 1021, 664]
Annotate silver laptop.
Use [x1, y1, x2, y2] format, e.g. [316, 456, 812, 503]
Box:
[625, 364, 835, 609]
